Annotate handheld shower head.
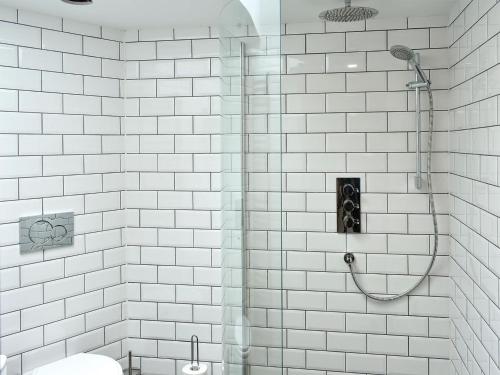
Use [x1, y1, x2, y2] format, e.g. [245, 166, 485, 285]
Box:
[390, 45, 430, 87]
[390, 45, 415, 62]
[319, 0, 378, 22]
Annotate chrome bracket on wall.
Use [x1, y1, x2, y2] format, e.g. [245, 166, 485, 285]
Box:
[19, 212, 74, 253]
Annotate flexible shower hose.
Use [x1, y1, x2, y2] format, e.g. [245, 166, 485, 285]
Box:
[346, 88, 438, 301]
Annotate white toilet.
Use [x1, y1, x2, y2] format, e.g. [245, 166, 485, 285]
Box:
[24, 353, 122, 375]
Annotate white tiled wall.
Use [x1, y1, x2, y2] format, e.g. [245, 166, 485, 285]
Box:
[279, 17, 450, 375]
[449, 0, 500, 374]
[1, 1, 499, 374]
[0, 8, 127, 374]
[122, 27, 222, 374]
[121, 14, 452, 375]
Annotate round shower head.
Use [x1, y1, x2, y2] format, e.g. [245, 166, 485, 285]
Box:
[319, 0, 378, 22]
[61, 0, 93, 4]
[390, 45, 416, 62]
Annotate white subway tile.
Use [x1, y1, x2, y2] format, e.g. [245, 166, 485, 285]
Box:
[63, 94, 101, 115]
[347, 112, 387, 132]
[64, 135, 101, 154]
[286, 22, 324, 34]
[0, 156, 42, 178]
[139, 28, 173, 41]
[367, 91, 408, 111]
[347, 72, 387, 92]
[367, 17, 407, 30]
[44, 275, 84, 302]
[19, 176, 63, 198]
[367, 51, 407, 71]
[140, 60, 174, 78]
[66, 328, 104, 356]
[282, 34, 305, 54]
[306, 33, 345, 53]
[20, 92, 62, 113]
[347, 31, 387, 51]
[101, 27, 123, 41]
[21, 301, 64, 330]
[140, 98, 174, 116]
[0, 43, 18, 67]
[287, 54, 325, 74]
[42, 29, 82, 54]
[102, 58, 124, 79]
[175, 59, 210, 77]
[19, 10, 61, 30]
[326, 133, 365, 152]
[287, 94, 325, 113]
[124, 41, 156, 60]
[306, 73, 345, 93]
[42, 71, 83, 94]
[326, 93, 366, 112]
[157, 78, 192, 97]
[63, 19, 100, 37]
[176, 97, 210, 115]
[157, 40, 192, 59]
[0, 22, 41, 48]
[63, 53, 101, 76]
[0, 134, 17, 156]
[0, 285, 43, 314]
[0, 5, 17, 22]
[0, 66, 40, 91]
[307, 350, 345, 371]
[84, 76, 120, 97]
[0, 89, 17, 111]
[1, 327, 43, 357]
[43, 155, 83, 175]
[0, 180, 18, 201]
[84, 36, 119, 59]
[388, 29, 430, 49]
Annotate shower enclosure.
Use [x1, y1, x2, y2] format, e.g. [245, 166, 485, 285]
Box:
[219, 1, 283, 374]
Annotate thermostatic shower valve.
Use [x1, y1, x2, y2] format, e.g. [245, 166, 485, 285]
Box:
[337, 178, 361, 233]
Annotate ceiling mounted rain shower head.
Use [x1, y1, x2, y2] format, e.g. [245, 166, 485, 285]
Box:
[319, 0, 378, 22]
[61, 0, 93, 5]
[390, 45, 416, 62]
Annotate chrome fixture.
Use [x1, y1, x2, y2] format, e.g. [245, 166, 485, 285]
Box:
[128, 351, 140, 375]
[345, 45, 438, 301]
[390, 44, 431, 91]
[337, 178, 361, 233]
[389, 44, 430, 189]
[239, 41, 250, 369]
[190, 335, 201, 371]
[61, 0, 93, 5]
[319, 0, 378, 22]
[20, 212, 74, 253]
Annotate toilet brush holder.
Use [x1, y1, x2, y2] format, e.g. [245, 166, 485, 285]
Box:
[182, 335, 207, 375]
[128, 351, 141, 375]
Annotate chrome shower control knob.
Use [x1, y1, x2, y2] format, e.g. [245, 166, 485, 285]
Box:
[343, 199, 355, 212]
[343, 216, 355, 228]
[343, 184, 355, 197]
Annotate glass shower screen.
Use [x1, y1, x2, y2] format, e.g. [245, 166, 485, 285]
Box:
[219, 1, 283, 374]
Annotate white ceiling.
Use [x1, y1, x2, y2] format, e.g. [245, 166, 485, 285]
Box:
[0, 0, 456, 29]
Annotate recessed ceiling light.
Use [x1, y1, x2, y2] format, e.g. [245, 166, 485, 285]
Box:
[347, 64, 358, 69]
[61, 0, 93, 5]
